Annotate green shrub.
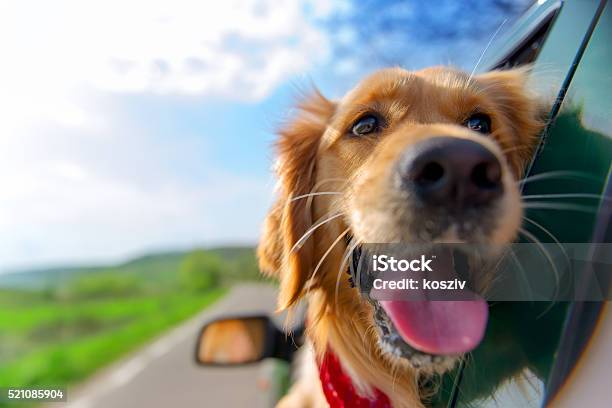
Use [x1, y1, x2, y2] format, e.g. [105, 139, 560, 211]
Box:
[59, 273, 143, 300]
[179, 250, 221, 291]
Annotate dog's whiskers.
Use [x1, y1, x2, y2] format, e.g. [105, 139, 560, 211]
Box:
[517, 170, 597, 186]
[335, 238, 360, 312]
[306, 178, 348, 220]
[290, 212, 344, 253]
[289, 191, 342, 202]
[522, 193, 608, 201]
[522, 216, 560, 241]
[507, 248, 534, 301]
[518, 226, 561, 310]
[522, 202, 597, 214]
[482, 246, 517, 295]
[522, 215, 571, 269]
[468, 18, 508, 81]
[305, 227, 351, 296]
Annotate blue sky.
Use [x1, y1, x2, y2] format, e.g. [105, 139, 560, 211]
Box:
[0, 0, 531, 270]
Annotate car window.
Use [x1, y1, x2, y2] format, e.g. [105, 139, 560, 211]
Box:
[491, 2, 561, 69]
[536, 1, 612, 403]
[437, 1, 612, 407]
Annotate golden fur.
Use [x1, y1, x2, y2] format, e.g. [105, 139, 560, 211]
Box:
[258, 66, 544, 407]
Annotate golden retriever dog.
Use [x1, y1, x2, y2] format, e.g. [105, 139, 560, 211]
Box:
[257, 66, 543, 408]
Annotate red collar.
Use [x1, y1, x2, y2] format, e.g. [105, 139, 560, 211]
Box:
[319, 351, 391, 408]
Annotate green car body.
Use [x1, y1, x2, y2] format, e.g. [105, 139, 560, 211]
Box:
[436, 0, 612, 406]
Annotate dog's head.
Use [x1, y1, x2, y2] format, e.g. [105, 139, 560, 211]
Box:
[258, 67, 543, 388]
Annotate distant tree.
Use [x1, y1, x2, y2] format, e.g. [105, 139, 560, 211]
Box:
[61, 272, 142, 299]
[179, 251, 222, 292]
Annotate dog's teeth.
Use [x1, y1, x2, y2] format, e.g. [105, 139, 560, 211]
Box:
[409, 354, 431, 368]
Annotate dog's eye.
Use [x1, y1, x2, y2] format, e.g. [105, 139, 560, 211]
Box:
[351, 115, 380, 136]
[465, 113, 491, 134]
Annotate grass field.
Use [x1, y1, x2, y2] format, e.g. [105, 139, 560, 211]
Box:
[0, 289, 225, 389]
[0, 246, 262, 405]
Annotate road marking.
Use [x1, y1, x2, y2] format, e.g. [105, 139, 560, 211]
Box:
[62, 285, 278, 408]
[64, 305, 210, 407]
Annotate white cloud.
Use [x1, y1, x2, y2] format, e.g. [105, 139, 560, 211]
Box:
[0, 113, 275, 269]
[0, 0, 339, 269]
[0, 0, 335, 119]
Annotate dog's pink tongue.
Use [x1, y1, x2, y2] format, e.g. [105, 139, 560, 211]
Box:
[380, 299, 488, 355]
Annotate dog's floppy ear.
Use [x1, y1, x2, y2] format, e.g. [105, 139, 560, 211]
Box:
[257, 90, 335, 310]
[476, 68, 546, 172]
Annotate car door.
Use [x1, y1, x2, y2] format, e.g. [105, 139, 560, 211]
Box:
[430, 1, 612, 407]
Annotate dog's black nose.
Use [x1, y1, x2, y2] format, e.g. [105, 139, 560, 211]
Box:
[399, 137, 503, 208]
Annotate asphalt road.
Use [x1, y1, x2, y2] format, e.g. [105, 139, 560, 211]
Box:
[60, 284, 290, 408]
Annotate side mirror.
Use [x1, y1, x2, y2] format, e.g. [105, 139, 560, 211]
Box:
[195, 315, 303, 366]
